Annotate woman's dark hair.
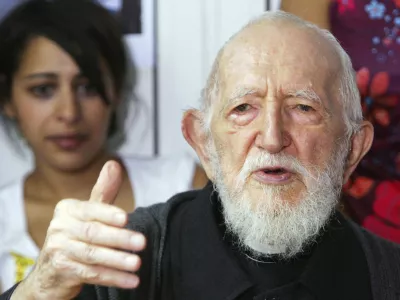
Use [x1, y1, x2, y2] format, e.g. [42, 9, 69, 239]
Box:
[0, 0, 137, 148]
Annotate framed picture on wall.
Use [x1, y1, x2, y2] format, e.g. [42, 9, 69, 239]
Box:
[98, 0, 159, 156]
[1, 0, 142, 35]
[97, 0, 142, 34]
[0, 0, 24, 21]
[266, 0, 281, 11]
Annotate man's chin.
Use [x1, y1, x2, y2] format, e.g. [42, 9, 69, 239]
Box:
[237, 211, 330, 260]
[222, 189, 336, 259]
[241, 183, 305, 209]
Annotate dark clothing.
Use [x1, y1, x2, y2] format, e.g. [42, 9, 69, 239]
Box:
[163, 184, 371, 300]
[3, 184, 400, 299]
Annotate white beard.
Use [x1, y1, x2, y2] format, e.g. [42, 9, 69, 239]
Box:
[208, 139, 349, 259]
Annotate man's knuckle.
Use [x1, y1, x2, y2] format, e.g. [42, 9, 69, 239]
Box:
[54, 202, 64, 215]
[54, 199, 75, 215]
[82, 222, 98, 243]
[78, 266, 101, 281]
[44, 235, 63, 253]
[79, 205, 92, 221]
[51, 253, 70, 270]
[83, 245, 98, 264]
[47, 218, 63, 233]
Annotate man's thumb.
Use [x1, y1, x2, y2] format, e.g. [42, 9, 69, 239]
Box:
[89, 160, 123, 204]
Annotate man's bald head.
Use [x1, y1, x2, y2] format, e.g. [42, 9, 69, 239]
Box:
[201, 11, 362, 137]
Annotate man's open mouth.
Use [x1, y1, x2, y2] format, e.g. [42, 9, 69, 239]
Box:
[260, 167, 290, 175]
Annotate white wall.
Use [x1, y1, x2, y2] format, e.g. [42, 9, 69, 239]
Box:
[158, 0, 265, 157]
[0, 0, 267, 186]
[0, 129, 32, 185]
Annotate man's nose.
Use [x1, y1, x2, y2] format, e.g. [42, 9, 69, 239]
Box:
[55, 89, 81, 124]
[255, 106, 290, 154]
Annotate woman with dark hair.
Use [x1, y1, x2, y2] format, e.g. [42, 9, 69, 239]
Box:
[0, 0, 207, 291]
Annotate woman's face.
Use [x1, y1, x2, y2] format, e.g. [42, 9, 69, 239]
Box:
[5, 36, 115, 172]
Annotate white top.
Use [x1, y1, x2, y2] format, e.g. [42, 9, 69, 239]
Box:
[0, 154, 196, 292]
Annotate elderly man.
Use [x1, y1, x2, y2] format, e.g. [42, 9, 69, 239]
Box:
[3, 10, 400, 300]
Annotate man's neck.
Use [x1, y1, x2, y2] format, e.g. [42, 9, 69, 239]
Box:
[28, 152, 116, 202]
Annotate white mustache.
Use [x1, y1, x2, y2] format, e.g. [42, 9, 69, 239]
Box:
[239, 152, 311, 179]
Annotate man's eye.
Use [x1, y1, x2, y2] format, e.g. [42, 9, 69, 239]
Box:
[296, 104, 314, 112]
[234, 104, 252, 113]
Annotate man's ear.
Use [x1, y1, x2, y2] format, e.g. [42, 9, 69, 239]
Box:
[343, 120, 374, 183]
[182, 109, 214, 180]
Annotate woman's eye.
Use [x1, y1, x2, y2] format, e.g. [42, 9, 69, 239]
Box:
[30, 85, 56, 99]
[234, 104, 252, 113]
[76, 83, 98, 97]
[296, 104, 314, 112]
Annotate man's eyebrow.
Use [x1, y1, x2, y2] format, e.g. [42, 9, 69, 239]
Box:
[220, 87, 259, 114]
[286, 87, 322, 104]
[229, 87, 259, 100]
[286, 86, 333, 116]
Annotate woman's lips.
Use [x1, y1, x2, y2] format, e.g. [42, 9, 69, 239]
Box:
[47, 134, 88, 151]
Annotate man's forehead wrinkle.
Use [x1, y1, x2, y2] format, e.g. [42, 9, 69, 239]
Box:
[222, 23, 340, 66]
[222, 48, 335, 76]
[214, 22, 344, 117]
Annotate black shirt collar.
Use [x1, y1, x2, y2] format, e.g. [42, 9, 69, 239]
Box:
[171, 183, 371, 300]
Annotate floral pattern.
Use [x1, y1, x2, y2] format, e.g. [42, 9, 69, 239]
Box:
[337, 0, 356, 13]
[335, 0, 400, 63]
[365, 0, 386, 19]
[356, 67, 398, 126]
[334, 0, 400, 243]
[10, 252, 35, 284]
[344, 176, 375, 198]
[332, 0, 400, 243]
[343, 65, 400, 242]
[343, 68, 400, 239]
[362, 181, 400, 243]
